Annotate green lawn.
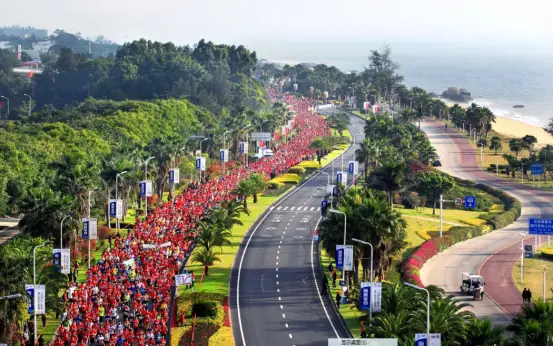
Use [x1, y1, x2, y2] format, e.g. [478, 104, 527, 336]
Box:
[513, 253, 553, 301]
[178, 193, 282, 295]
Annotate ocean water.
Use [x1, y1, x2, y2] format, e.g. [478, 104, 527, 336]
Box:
[254, 40, 553, 127]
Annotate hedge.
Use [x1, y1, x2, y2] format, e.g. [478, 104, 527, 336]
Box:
[208, 326, 234, 346]
[288, 166, 306, 175]
[270, 173, 302, 185]
[400, 180, 521, 286]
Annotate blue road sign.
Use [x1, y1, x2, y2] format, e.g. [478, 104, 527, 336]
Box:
[524, 244, 533, 258]
[531, 164, 543, 176]
[464, 196, 476, 209]
[529, 218, 553, 235]
[415, 334, 427, 346]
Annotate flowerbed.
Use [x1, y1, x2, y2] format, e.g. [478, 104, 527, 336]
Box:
[401, 180, 521, 286]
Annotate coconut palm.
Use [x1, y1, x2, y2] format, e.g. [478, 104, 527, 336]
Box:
[366, 161, 406, 208]
[507, 300, 553, 345]
[192, 220, 232, 253]
[248, 173, 269, 203]
[192, 248, 221, 276]
[232, 178, 256, 210]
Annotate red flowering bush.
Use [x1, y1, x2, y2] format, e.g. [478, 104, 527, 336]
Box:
[98, 225, 111, 239]
[222, 296, 230, 327]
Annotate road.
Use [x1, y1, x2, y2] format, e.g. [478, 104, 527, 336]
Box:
[230, 108, 365, 346]
[420, 120, 553, 325]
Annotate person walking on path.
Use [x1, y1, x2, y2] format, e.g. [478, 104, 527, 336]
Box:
[335, 292, 341, 310]
[321, 276, 328, 295]
[528, 289, 533, 303]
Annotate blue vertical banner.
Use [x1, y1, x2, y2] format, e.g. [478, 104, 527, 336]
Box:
[336, 172, 342, 184]
[335, 245, 345, 270]
[109, 199, 117, 218]
[82, 218, 89, 239]
[25, 285, 34, 314]
[360, 282, 371, 311]
[321, 200, 328, 216]
[414, 334, 427, 346]
[169, 170, 174, 184]
[52, 249, 62, 271]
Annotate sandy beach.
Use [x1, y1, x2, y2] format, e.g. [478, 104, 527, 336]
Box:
[441, 99, 553, 146]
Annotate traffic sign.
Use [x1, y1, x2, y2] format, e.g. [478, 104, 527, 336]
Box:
[415, 334, 441, 346]
[454, 198, 462, 206]
[531, 164, 543, 176]
[524, 244, 533, 258]
[529, 218, 553, 235]
[313, 229, 319, 241]
[464, 196, 476, 209]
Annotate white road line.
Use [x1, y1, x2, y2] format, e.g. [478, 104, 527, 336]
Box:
[277, 206, 282, 210]
[276, 256, 279, 259]
[276, 274, 278, 278]
[270, 206, 274, 211]
[277, 251, 280, 254]
[310, 207, 315, 211]
[282, 314, 285, 318]
[291, 206, 295, 210]
[277, 281, 279, 285]
[289, 334, 293, 339]
[285, 227, 288, 230]
[280, 240, 282, 243]
[279, 297, 281, 301]
[283, 231, 286, 234]
[304, 206, 309, 211]
[276, 262, 278, 266]
[276, 268, 278, 272]
[277, 288, 280, 292]
[278, 245, 281, 249]
[285, 323, 288, 328]
[317, 207, 321, 211]
[280, 305, 283, 309]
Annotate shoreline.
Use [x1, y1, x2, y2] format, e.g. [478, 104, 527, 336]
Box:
[441, 99, 553, 146]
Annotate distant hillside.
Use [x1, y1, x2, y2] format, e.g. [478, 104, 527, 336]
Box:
[0, 25, 48, 38]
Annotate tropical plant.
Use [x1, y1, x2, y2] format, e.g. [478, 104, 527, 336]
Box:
[415, 172, 455, 215]
[192, 248, 221, 276]
[489, 136, 503, 155]
[509, 138, 524, 159]
[464, 318, 506, 346]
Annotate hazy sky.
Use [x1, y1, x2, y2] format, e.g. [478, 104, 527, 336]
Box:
[6, 0, 553, 54]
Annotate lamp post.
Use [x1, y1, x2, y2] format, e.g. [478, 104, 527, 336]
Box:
[520, 231, 526, 283]
[352, 238, 374, 326]
[144, 156, 155, 217]
[329, 209, 348, 287]
[222, 131, 231, 174]
[0, 294, 21, 300]
[60, 214, 72, 250]
[404, 282, 430, 337]
[23, 93, 32, 117]
[0, 95, 9, 118]
[115, 171, 128, 230]
[87, 188, 98, 268]
[543, 265, 548, 302]
[33, 241, 52, 344]
[199, 138, 209, 186]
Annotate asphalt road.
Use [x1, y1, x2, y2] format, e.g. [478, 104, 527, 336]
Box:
[419, 120, 553, 325]
[230, 108, 366, 346]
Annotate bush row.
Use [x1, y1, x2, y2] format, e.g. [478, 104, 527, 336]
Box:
[400, 181, 521, 286]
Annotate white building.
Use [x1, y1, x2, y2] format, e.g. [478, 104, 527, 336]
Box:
[32, 40, 54, 53]
[0, 41, 14, 50]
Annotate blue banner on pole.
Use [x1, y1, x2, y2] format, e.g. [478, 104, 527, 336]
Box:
[348, 162, 354, 175]
[169, 170, 174, 184]
[25, 285, 34, 314]
[82, 220, 89, 239]
[196, 158, 201, 171]
[220, 150, 225, 161]
[336, 172, 342, 184]
[109, 200, 117, 218]
[335, 246, 344, 270]
[321, 200, 328, 216]
[464, 196, 476, 209]
[529, 218, 553, 235]
[139, 181, 146, 197]
[531, 164, 543, 176]
[414, 334, 427, 346]
[360, 284, 370, 311]
[53, 250, 62, 272]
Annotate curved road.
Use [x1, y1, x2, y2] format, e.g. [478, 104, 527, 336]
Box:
[230, 109, 365, 346]
[420, 120, 553, 325]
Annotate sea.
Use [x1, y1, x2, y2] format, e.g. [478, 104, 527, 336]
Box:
[251, 39, 553, 127]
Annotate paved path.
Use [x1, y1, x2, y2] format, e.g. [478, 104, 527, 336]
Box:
[420, 120, 553, 325]
[230, 110, 365, 346]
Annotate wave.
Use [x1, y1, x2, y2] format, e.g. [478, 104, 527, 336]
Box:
[471, 98, 547, 127]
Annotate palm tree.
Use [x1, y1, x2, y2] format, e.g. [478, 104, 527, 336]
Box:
[507, 300, 553, 345]
[192, 248, 221, 276]
[366, 161, 406, 208]
[489, 136, 503, 155]
[355, 141, 370, 178]
[220, 199, 249, 229]
[193, 220, 232, 253]
[464, 318, 506, 346]
[232, 178, 256, 210]
[248, 173, 269, 203]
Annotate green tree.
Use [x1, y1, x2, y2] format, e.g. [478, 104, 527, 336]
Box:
[522, 135, 538, 156]
[415, 172, 455, 215]
[232, 177, 256, 210]
[366, 161, 406, 208]
[509, 138, 524, 159]
[192, 220, 232, 253]
[192, 248, 221, 276]
[489, 136, 503, 155]
[464, 318, 506, 346]
[507, 300, 553, 346]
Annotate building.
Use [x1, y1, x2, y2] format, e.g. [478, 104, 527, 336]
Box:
[0, 41, 13, 50]
[32, 40, 54, 53]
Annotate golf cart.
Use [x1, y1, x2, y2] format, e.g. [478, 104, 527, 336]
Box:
[460, 272, 485, 300]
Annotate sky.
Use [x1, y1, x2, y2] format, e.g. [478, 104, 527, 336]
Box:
[6, 0, 553, 58]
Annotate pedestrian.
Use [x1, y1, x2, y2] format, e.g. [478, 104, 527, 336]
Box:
[332, 271, 337, 288]
[336, 292, 341, 310]
[522, 288, 528, 304]
[327, 262, 333, 273]
[528, 289, 533, 303]
[41, 314, 46, 327]
[321, 276, 328, 295]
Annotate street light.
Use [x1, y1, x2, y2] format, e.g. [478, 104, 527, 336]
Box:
[0, 294, 22, 300]
[352, 238, 374, 326]
[317, 170, 333, 208]
[404, 282, 430, 336]
[0, 95, 9, 118]
[519, 233, 526, 283]
[60, 214, 72, 249]
[23, 93, 32, 117]
[144, 156, 155, 217]
[222, 131, 231, 174]
[33, 241, 52, 344]
[115, 171, 128, 230]
[328, 209, 347, 246]
[543, 265, 548, 302]
[199, 138, 209, 185]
